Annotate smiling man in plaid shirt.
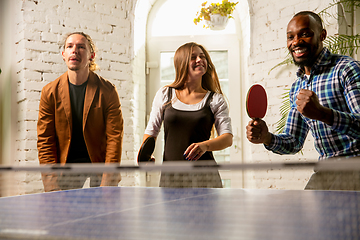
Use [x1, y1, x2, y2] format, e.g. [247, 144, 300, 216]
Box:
[246, 11, 360, 190]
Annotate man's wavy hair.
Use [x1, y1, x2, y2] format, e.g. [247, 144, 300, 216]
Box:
[62, 32, 99, 72]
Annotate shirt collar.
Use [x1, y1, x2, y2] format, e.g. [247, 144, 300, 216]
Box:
[296, 47, 331, 77]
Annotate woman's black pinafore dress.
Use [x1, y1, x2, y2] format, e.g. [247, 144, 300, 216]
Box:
[160, 87, 222, 188]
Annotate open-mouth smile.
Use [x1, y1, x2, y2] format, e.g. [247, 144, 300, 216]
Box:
[292, 47, 308, 58]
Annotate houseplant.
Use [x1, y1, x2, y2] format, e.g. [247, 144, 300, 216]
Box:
[194, 0, 238, 30]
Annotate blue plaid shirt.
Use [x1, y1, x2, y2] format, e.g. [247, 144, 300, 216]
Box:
[266, 48, 360, 160]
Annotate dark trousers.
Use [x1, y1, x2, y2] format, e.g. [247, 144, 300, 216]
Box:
[305, 171, 360, 190]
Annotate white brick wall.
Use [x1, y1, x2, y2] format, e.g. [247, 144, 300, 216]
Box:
[0, 0, 344, 192]
[11, 0, 136, 168]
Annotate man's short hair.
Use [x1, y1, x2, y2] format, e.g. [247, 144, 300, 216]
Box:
[293, 11, 324, 30]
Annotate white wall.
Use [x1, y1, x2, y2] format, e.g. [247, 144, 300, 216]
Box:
[0, 0, 340, 191]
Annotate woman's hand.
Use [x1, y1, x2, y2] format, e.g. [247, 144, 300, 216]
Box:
[183, 142, 209, 161]
[183, 133, 232, 161]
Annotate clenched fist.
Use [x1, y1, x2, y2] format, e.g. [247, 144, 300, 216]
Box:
[296, 89, 333, 125]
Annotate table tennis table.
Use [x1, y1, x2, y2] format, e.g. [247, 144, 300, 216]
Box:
[0, 186, 359, 240]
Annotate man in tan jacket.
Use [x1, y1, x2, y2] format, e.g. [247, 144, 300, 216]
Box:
[37, 32, 124, 192]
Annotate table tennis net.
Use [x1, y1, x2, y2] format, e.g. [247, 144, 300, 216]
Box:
[0, 160, 360, 240]
[0, 158, 360, 196]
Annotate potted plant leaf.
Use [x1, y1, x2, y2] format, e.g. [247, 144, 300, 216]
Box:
[194, 0, 238, 30]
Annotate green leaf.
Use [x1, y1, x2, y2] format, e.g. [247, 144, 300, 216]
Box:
[194, 0, 238, 25]
[275, 89, 290, 134]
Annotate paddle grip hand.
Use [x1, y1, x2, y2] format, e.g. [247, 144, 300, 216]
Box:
[184, 142, 209, 161]
[246, 119, 271, 145]
[296, 89, 333, 125]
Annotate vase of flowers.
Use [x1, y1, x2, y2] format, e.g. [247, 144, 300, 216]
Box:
[194, 0, 238, 30]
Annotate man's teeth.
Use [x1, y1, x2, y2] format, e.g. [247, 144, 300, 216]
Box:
[295, 49, 306, 54]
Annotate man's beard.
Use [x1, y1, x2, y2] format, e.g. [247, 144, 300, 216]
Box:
[293, 54, 318, 68]
[291, 43, 320, 69]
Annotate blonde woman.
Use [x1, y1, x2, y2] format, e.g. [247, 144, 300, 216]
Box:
[142, 42, 232, 188]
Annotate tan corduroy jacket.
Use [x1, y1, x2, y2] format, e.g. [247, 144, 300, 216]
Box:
[37, 71, 124, 191]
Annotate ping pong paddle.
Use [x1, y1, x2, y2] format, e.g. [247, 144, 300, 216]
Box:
[246, 84, 267, 119]
[137, 136, 155, 162]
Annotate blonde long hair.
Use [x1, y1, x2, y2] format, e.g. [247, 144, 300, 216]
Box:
[167, 42, 223, 94]
[167, 42, 225, 138]
[63, 32, 99, 72]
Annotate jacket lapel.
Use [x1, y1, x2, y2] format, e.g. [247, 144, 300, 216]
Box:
[58, 72, 72, 132]
[83, 71, 98, 130]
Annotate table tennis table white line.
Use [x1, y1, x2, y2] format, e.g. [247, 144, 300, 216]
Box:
[42, 190, 221, 229]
